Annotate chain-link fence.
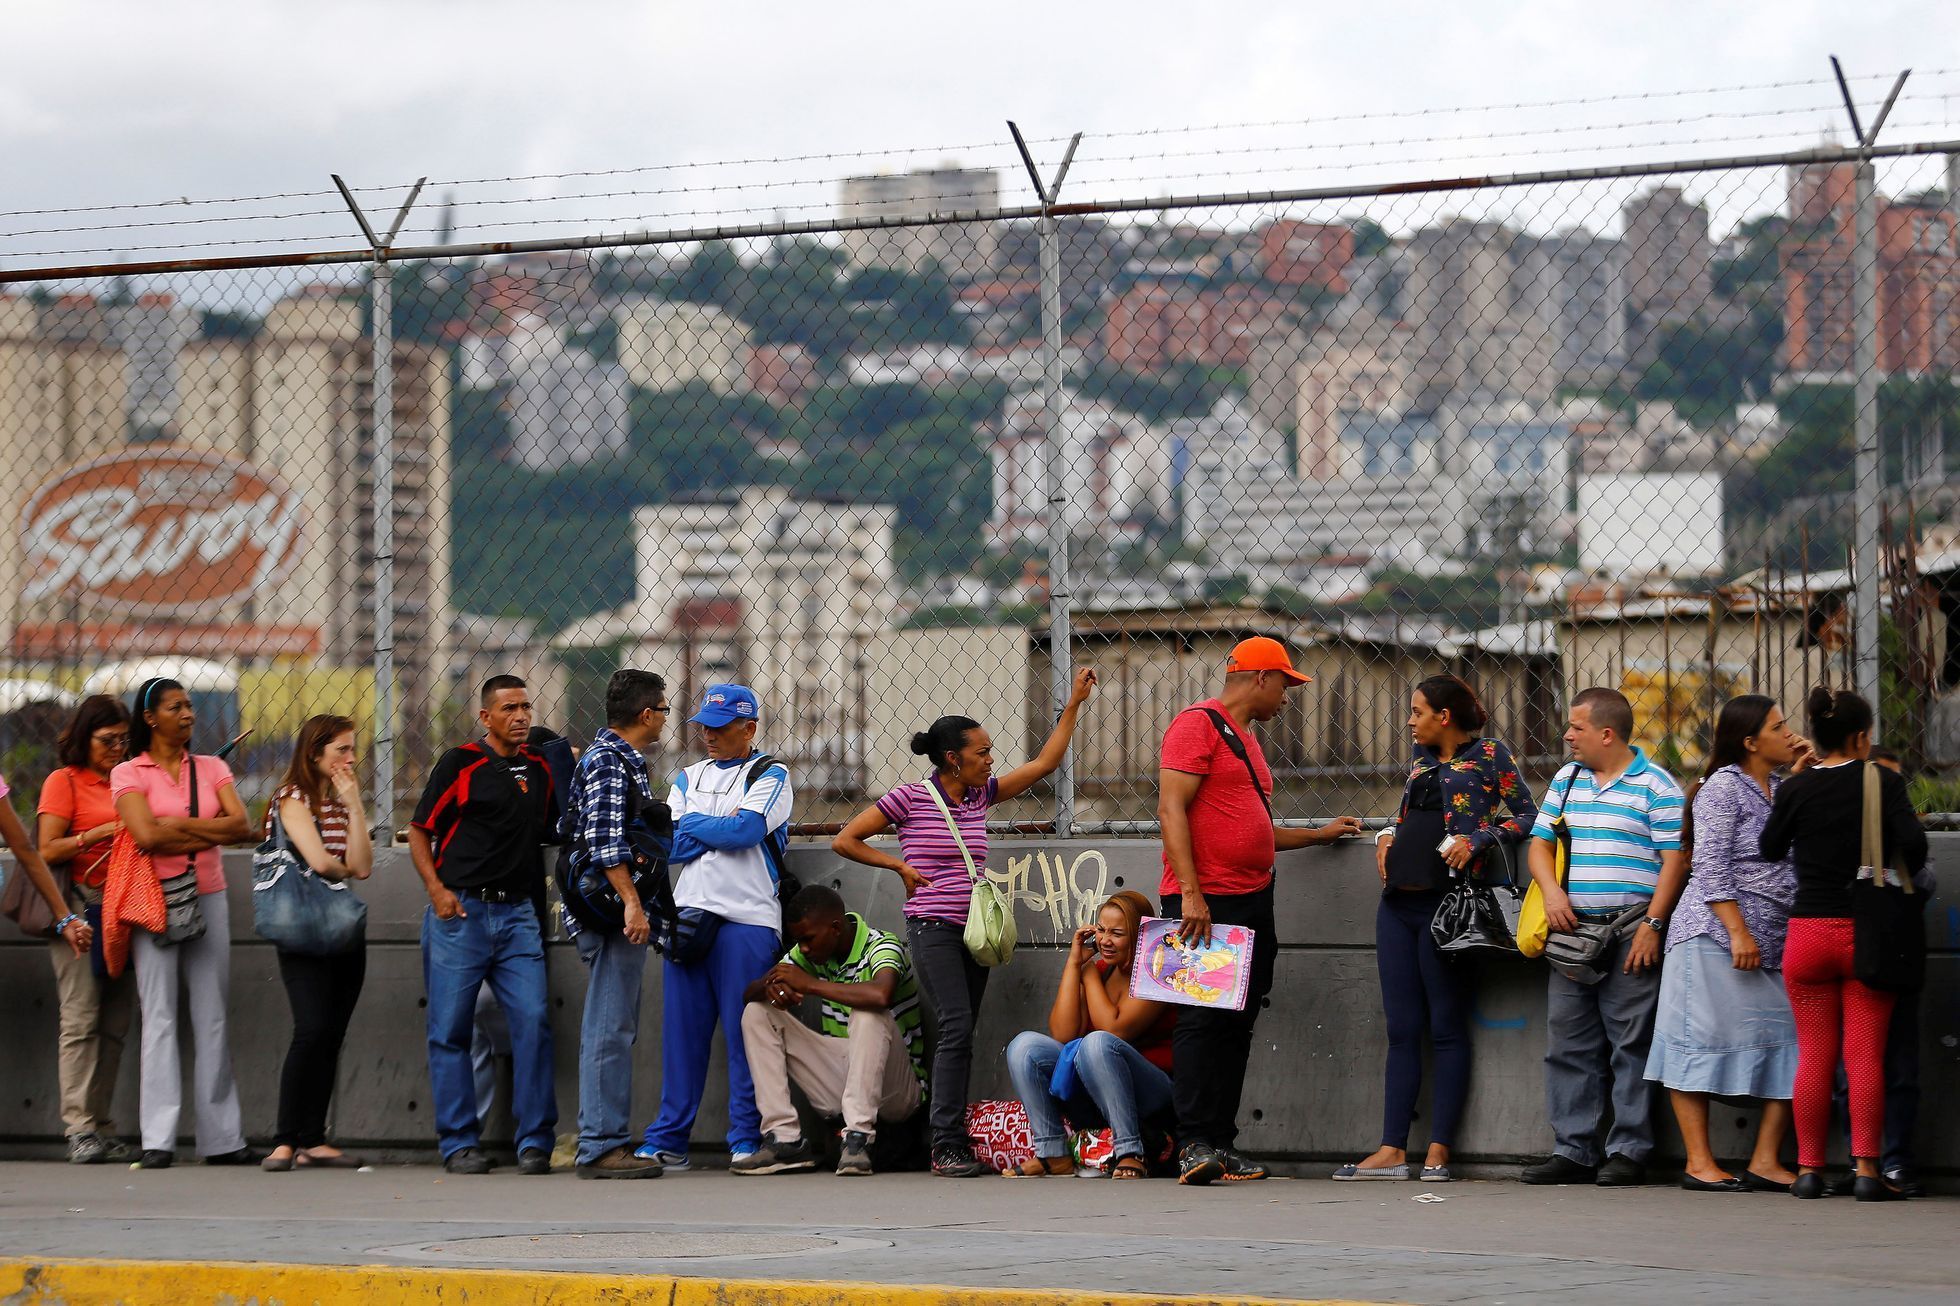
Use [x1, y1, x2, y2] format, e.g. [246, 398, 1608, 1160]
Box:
[4, 90, 1960, 834]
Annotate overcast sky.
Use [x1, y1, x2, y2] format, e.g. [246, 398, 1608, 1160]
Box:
[3, 1, 1956, 270]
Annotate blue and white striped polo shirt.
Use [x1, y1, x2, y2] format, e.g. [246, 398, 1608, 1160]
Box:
[1529, 749, 1684, 912]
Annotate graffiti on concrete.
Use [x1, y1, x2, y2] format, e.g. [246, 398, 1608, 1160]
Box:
[988, 848, 1113, 937]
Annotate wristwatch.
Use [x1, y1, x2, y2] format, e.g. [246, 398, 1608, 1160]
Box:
[1642, 916, 1666, 934]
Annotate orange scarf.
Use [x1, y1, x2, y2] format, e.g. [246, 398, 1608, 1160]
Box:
[100, 832, 163, 977]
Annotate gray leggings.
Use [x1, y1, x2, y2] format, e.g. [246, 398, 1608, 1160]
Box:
[131, 890, 245, 1156]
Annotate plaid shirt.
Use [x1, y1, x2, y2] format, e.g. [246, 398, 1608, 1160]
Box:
[561, 728, 653, 937]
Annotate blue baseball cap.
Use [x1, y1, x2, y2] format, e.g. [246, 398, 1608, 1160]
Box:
[689, 683, 760, 727]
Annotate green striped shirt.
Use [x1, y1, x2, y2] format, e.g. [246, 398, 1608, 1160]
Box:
[785, 913, 927, 1086]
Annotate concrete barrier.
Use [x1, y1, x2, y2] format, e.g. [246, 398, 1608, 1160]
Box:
[3, 836, 1955, 1171]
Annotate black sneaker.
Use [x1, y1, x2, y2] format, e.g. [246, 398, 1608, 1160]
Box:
[202, 1147, 265, 1167]
[1177, 1142, 1228, 1187]
[517, 1147, 552, 1176]
[133, 1149, 174, 1170]
[930, 1141, 988, 1177]
[1596, 1155, 1646, 1187]
[443, 1147, 493, 1175]
[1883, 1167, 1926, 1199]
[836, 1131, 873, 1177]
[1218, 1147, 1270, 1182]
[730, 1133, 816, 1176]
[1521, 1154, 1597, 1185]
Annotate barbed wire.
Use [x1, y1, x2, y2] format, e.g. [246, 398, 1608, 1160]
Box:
[7, 66, 1952, 228]
[14, 95, 1900, 244]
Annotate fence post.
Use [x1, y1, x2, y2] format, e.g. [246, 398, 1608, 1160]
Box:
[370, 255, 398, 837]
[333, 175, 424, 837]
[1853, 157, 1883, 728]
[1009, 124, 1084, 835]
[1831, 61, 1909, 733]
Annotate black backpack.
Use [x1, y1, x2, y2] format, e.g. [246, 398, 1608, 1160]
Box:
[558, 755, 676, 934]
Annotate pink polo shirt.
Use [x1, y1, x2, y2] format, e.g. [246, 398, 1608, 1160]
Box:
[111, 752, 237, 894]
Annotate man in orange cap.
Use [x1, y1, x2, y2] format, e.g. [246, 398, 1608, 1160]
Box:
[1157, 635, 1361, 1186]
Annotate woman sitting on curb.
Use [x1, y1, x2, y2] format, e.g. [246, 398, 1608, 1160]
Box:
[1004, 890, 1175, 1179]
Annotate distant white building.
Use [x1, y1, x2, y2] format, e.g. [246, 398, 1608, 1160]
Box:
[104, 295, 197, 437]
[987, 390, 1171, 551]
[837, 168, 1001, 279]
[1184, 394, 1574, 572]
[1578, 472, 1725, 580]
[507, 352, 631, 471]
[619, 302, 749, 394]
[557, 487, 898, 792]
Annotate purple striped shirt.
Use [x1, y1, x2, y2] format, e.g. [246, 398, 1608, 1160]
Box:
[878, 775, 998, 923]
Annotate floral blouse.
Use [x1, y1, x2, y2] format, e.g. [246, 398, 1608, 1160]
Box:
[1390, 738, 1538, 866]
[1672, 765, 1797, 966]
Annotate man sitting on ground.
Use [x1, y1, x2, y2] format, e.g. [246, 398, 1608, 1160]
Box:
[735, 885, 927, 1176]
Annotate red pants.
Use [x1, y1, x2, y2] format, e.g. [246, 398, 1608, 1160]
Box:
[1783, 917, 1895, 1168]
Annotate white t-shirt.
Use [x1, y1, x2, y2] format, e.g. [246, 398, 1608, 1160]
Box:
[669, 754, 793, 932]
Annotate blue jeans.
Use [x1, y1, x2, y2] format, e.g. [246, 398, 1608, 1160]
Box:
[574, 928, 648, 1165]
[1006, 1029, 1174, 1164]
[422, 899, 557, 1160]
[641, 920, 780, 1157]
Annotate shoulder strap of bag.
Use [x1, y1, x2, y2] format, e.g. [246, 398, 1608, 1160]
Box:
[742, 753, 787, 886]
[187, 754, 199, 819]
[1197, 707, 1274, 822]
[922, 778, 983, 886]
[1861, 761, 1912, 893]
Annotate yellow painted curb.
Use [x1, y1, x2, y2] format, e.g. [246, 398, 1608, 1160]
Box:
[0, 1257, 1396, 1306]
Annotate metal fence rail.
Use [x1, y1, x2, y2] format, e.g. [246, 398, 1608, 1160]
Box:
[3, 85, 1958, 835]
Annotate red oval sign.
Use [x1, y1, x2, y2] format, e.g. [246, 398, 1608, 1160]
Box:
[20, 449, 306, 617]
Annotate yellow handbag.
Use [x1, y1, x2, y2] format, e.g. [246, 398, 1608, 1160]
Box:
[1516, 768, 1580, 958]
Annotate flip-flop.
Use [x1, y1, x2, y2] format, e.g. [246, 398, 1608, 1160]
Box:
[1331, 1163, 1411, 1181]
[294, 1151, 366, 1169]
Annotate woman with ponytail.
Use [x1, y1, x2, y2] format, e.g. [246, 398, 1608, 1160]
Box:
[1759, 687, 1926, 1200]
[832, 667, 1097, 1176]
[111, 677, 256, 1170]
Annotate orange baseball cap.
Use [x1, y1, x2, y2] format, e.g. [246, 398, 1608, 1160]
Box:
[1226, 636, 1312, 684]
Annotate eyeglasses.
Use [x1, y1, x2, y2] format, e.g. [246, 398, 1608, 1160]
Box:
[651, 704, 671, 713]
[92, 732, 131, 749]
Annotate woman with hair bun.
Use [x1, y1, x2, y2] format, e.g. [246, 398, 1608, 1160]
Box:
[1337, 674, 1535, 1182]
[832, 667, 1096, 1177]
[1759, 687, 1927, 1201]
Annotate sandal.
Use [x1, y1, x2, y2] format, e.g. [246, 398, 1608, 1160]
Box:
[1109, 1155, 1148, 1180]
[1005, 1155, 1075, 1177]
[295, 1150, 366, 1169]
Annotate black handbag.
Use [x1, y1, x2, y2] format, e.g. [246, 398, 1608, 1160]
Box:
[1851, 762, 1926, 993]
[1430, 837, 1525, 957]
[156, 756, 208, 947]
[562, 765, 676, 935]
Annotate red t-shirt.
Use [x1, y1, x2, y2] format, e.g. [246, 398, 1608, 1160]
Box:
[1158, 700, 1276, 897]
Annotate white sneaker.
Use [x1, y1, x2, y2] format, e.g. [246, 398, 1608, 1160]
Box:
[633, 1145, 689, 1172]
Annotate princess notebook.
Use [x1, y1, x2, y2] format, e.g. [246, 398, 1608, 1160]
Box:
[1129, 917, 1254, 1012]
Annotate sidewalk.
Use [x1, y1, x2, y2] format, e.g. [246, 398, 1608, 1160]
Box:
[0, 1161, 1950, 1304]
